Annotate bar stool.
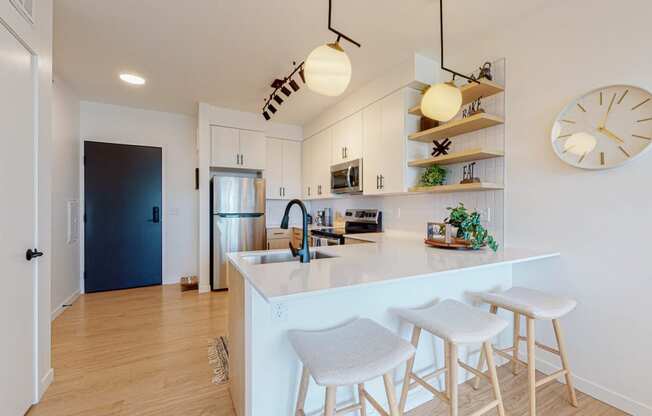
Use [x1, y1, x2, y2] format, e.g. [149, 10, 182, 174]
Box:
[395, 300, 508, 416]
[288, 318, 416, 416]
[473, 287, 579, 416]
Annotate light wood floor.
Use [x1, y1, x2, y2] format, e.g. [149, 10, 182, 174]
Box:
[29, 285, 626, 416]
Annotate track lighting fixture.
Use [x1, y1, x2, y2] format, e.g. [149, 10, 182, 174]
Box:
[280, 85, 292, 97]
[289, 79, 300, 92]
[420, 0, 480, 122]
[304, 0, 361, 97]
[261, 61, 305, 120]
[273, 95, 283, 105]
[262, 111, 271, 121]
[268, 104, 277, 114]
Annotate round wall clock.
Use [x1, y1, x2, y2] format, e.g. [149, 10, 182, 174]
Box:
[551, 85, 652, 169]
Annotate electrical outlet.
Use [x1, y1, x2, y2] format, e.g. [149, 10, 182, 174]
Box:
[271, 302, 288, 322]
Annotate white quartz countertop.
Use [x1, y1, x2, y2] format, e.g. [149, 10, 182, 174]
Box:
[227, 232, 559, 302]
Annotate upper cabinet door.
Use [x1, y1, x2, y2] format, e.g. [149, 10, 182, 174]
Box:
[331, 112, 362, 164]
[379, 90, 407, 194]
[211, 126, 240, 168]
[265, 138, 284, 199]
[362, 101, 383, 195]
[312, 128, 333, 198]
[282, 140, 302, 200]
[239, 130, 266, 170]
[302, 137, 314, 199]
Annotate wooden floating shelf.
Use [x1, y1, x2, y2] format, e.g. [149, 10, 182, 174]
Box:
[409, 182, 504, 194]
[408, 79, 505, 116]
[408, 113, 504, 143]
[408, 148, 504, 168]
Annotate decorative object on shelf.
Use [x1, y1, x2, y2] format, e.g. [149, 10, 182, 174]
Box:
[420, 0, 482, 122]
[420, 117, 439, 131]
[461, 162, 481, 184]
[468, 62, 493, 83]
[462, 97, 484, 118]
[431, 138, 451, 157]
[420, 165, 447, 187]
[432, 203, 499, 251]
[551, 84, 652, 169]
[262, 61, 306, 120]
[304, 0, 361, 97]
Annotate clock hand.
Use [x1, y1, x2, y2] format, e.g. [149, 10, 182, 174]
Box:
[599, 92, 617, 129]
[598, 126, 625, 144]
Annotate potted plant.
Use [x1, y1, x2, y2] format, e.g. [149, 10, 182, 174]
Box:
[420, 165, 447, 187]
[444, 203, 499, 251]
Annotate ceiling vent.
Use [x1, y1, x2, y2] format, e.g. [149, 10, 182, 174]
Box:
[9, 0, 34, 24]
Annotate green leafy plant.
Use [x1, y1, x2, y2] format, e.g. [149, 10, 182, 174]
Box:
[420, 165, 447, 186]
[444, 203, 499, 251]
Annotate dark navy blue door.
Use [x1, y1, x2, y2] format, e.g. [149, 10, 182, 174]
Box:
[84, 141, 163, 292]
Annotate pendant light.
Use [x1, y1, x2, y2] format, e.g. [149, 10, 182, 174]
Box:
[421, 0, 480, 122]
[304, 0, 361, 97]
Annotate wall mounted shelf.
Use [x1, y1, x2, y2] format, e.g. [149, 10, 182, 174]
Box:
[408, 182, 504, 194]
[408, 148, 504, 168]
[408, 79, 505, 116]
[408, 113, 504, 143]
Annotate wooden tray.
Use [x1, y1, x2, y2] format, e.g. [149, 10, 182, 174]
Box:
[424, 238, 479, 250]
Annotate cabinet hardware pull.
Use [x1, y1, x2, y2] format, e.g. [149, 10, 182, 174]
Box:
[376, 175, 379, 189]
[380, 175, 384, 189]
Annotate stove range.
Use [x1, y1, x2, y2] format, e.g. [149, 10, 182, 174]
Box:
[311, 209, 382, 246]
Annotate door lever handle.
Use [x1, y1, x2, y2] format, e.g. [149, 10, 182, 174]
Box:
[26, 248, 44, 261]
[150, 206, 160, 223]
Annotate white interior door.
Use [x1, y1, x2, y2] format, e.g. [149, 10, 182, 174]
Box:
[0, 24, 37, 415]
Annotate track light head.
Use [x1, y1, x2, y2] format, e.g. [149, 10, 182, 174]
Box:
[299, 68, 306, 83]
[281, 86, 292, 97]
[263, 111, 271, 121]
[273, 95, 283, 105]
[268, 104, 277, 114]
[289, 79, 300, 92]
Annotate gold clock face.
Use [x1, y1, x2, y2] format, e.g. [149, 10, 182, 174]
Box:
[552, 85, 652, 169]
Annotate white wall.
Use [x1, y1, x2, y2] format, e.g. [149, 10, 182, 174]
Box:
[80, 102, 198, 285]
[197, 103, 303, 291]
[444, 0, 652, 413]
[51, 77, 81, 318]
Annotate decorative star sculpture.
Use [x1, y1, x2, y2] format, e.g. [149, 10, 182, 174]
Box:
[432, 138, 452, 157]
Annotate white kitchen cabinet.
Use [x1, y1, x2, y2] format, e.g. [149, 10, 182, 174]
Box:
[363, 88, 421, 195]
[302, 137, 315, 199]
[238, 130, 266, 170]
[312, 128, 333, 199]
[210, 126, 266, 170]
[265, 138, 302, 200]
[211, 126, 240, 168]
[331, 112, 362, 164]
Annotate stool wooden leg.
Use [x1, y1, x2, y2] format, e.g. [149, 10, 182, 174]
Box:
[444, 341, 451, 399]
[484, 342, 506, 416]
[473, 304, 497, 390]
[358, 383, 367, 416]
[526, 318, 536, 416]
[295, 366, 310, 416]
[513, 312, 521, 375]
[399, 326, 421, 413]
[448, 342, 459, 416]
[383, 372, 400, 416]
[324, 386, 337, 416]
[552, 319, 579, 407]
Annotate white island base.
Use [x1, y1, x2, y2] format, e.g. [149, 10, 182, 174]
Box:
[227, 234, 558, 416]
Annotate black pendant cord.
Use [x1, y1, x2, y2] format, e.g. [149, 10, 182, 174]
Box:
[439, 0, 479, 84]
[328, 0, 361, 48]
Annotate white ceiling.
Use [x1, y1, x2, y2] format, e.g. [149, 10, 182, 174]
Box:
[54, 0, 550, 125]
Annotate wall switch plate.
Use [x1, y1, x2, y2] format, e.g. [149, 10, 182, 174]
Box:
[271, 302, 288, 322]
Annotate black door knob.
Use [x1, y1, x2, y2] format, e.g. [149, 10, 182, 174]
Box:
[26, 248, 44, 261]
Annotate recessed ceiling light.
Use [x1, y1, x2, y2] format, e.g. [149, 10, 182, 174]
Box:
[119, 73, 146, 85]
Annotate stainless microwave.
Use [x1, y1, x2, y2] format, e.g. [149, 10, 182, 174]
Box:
[330, 159, 363, 194]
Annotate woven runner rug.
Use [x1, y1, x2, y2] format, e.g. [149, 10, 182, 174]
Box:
[209, 336, 229, 385]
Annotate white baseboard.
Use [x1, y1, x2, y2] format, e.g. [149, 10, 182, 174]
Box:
[37, 368, 54, 401]
[531, 354, 652, 416]
[51, 290, 81, 321]
[199, 284, 211, 293]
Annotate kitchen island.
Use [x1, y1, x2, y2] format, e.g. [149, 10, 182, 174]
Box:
[226, 232, 558, 416]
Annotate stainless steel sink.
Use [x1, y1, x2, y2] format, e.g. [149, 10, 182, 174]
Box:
[242, 251, 336, 265]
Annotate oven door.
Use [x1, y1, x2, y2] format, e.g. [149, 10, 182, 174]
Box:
[330, 159, 362, 194]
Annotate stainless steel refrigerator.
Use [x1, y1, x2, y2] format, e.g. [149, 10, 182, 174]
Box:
[210, 176, 266, 290]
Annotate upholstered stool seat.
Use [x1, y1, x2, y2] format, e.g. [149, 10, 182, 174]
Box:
[395, 299, 509, 344]
[289, 318, 416, 416]
[396, 300, 508, 416]
[288, 318, 415, 386]
[479, 287, 577, 320]
[474, 287, 579, 416]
